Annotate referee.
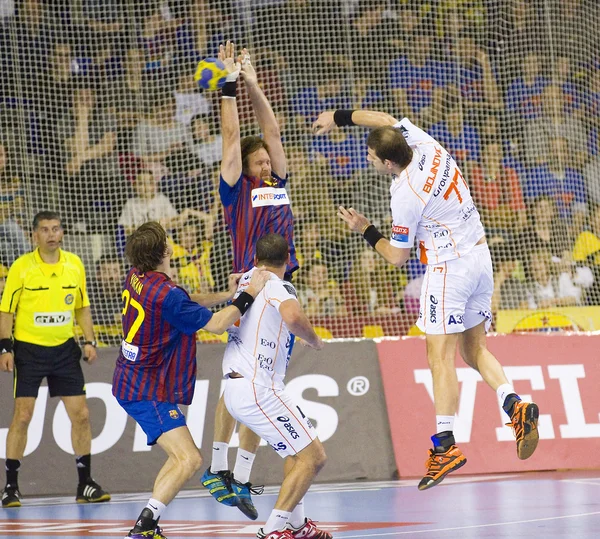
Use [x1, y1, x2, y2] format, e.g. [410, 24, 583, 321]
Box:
[0, 211, 110, 507]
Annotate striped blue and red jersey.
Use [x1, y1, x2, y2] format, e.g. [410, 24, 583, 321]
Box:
[112, 269, 213, 405]
[219, 172, 298, 274]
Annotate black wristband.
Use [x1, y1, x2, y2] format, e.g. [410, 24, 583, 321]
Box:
[222, 81, 237, 98]
[0, 338, 13, 355]
[363, 224, 384, 249]
[232, 291, 254, 315]
[333, 109, 356, 127]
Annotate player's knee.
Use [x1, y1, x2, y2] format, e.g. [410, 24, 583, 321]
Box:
[181, 449, 203, 476]
[311, 444, 327, 474]
[70, 405, 91, 427]
[11, 408, 34, 429]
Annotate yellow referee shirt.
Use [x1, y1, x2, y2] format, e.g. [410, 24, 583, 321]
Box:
[0, 249, 90, 346]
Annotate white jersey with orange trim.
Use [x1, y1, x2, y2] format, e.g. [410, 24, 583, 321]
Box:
[388, 118, 485, 265]
[222, 267, 296, 390]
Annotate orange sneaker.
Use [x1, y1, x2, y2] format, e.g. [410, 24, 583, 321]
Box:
[417, 445, 467, 491]
[506, 401, 539, 460]
[287, 518, 332, 539]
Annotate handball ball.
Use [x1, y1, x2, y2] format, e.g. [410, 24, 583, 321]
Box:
[194, 58, 228, 91]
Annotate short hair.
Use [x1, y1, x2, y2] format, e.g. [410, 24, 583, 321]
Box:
[241, 136, 269, 173]
[33, 211, 62, 230]
[367, 126, 413, 169]
[95, 253, 123, 274]
[255, 234, 289, 267]
[124, 222, 167, 273]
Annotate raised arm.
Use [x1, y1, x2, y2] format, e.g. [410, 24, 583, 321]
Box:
[240, 50, 286, 178]
[219, 41, 243, 187]
[312, 109, 398, 135]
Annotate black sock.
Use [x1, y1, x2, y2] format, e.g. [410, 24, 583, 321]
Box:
[133, 508, 157, 532]
[76, 454, 91, 485]
[431, 431, 455, 453]
[502, 393, 521, 418]
[5, 459, 20, 488]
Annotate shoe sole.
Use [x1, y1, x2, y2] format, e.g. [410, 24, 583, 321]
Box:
[76, 494, 111, 504]
[418, 455, 467, 491]
[2, 501, 21, 508]
[236, 498, 258, 520]
[517, 403, 540, 460]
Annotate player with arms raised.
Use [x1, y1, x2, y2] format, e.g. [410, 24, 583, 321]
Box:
[313, 109, 540, 490]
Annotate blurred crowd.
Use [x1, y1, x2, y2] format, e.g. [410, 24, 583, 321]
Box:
[0, 0, 599, 338]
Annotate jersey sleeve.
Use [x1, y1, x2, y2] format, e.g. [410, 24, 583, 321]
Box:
[389, 190, 423, 249]
[162, 287, 213, 335]
[72, 254, 90, 309]
[0, 258, 24, 313]
[219, 174, 243, 207]
[394, 118, 438, 147]
[267, 280, 299, 312]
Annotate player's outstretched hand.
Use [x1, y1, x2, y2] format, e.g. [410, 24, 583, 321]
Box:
[312, 111, 336, 135]
[239, 48, 258, 85]
[246, 267, 271, 297]
[227, 273, 243, 296]
[218, 40, 241, 79]
[337, 206, 371, 234]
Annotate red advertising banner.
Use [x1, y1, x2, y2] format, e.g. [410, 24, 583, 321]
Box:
[377, 333, 600, 478]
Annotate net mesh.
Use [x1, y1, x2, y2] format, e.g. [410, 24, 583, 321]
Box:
[0, 0, 598, 342]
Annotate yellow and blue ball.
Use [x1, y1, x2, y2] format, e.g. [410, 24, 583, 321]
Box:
[194, 58, 228, 91]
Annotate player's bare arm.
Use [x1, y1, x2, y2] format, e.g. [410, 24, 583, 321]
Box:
[0, 311, 14, 372]
[203, 268, 270, 334]
[312, 110, 398, 135]
[219, 40, 243, 187]
[240, 49, 287, 178]
[279, 300, 324, 350]
[338, 206, 411, 268]
[190, 273, 242, 307]
[74, 306, 98, 364]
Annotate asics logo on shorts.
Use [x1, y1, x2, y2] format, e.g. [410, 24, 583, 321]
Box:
[277, 416, 300, 439]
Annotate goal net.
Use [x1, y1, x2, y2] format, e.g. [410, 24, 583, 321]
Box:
[0, 0, 598, 341]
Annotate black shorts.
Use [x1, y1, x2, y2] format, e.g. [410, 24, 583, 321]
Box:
[13, 338, 85, 398]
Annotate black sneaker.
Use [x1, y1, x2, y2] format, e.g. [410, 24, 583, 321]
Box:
[1, 485, 21, 508]
[76, 479, 111, 503]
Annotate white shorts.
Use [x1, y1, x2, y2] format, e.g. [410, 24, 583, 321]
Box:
[416, 243, 493, 335]
[223, 377, 317, 458]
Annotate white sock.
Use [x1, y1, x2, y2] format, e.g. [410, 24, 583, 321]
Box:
[264, 509, 291, 534]
[288, 497, 305, 528]
[211, 442, 229, 472]
[233, 448, 256, 484]
[496, 384, 516, 406]
[436, 415, 455, 433]
[145, 498, 166, 520]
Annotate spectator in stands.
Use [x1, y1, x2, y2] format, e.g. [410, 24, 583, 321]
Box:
[343, 247, 400, 316]
[447, 36, 502, 113]
[389, 32, 446, 125]
[310, 128, 366, 182]
[505, 53, 548, 122]
[110, 47, 148, 152]
[0, 142, 29, 266]
[469, 141, 527, 236]
[118, 170, 189, 236]
[573, 204, 600, 304]
[429, 105, 481, 166]
[517, 195, 570, 261]
[189, 114, 222, 171]
[139, 3, 182, 77]
[551, 55, 585, 116]
[522, 84, 588, 169]
[298, 261, 347, 317]
[584, 152, 600, 208]
[171, 217, 214, 295]
[132, 94, 193, 165]
[585, 65, 600, 157]
[490, 241, 529, 312]
[522, 137, 587, 234]
[525, 249, 584, 309]
[89, 253, 124, 331]
[291, 71, 351, 133]
[174, 72, 211, 127]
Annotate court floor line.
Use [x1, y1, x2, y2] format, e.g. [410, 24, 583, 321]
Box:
[340, 510, 600, 537]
